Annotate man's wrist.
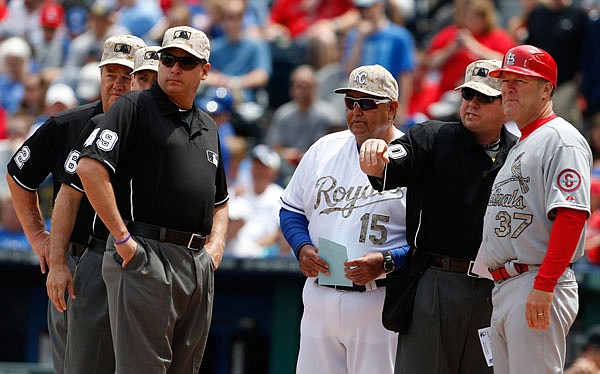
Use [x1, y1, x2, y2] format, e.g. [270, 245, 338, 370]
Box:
[114, 233, 131, 245]
[382, 250, 395, 273]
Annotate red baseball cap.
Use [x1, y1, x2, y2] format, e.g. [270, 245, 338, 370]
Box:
[490, 45, 557, 87]
[40, 2, 65, 29]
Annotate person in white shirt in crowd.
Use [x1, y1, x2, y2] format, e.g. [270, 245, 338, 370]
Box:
[227, 144, 284, 257]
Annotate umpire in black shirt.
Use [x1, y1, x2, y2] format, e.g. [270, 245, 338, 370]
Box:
[77, 26, 228, 373]
[360, 60, 518, 374]
[6, 34, 145, 374]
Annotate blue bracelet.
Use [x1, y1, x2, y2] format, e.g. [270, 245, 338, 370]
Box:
[114, 233, 131, 245]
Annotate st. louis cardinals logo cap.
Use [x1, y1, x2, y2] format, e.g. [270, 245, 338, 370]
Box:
[455, 59, 502, 97]
[334, 64, 398, 100]
[98, 34, 146, 70]
[489, 45, 557, 86]
[131, 46, 159, 75]
[159, 26, 210, 62]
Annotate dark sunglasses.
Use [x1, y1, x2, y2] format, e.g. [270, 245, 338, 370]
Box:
[344, 97, 391, 111]
[159, 53, 206, 70]
[461, 88, 500, 104]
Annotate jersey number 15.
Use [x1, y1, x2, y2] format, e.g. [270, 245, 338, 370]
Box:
[359, 213, 389, 245]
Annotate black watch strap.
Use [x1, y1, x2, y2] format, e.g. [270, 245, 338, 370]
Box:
[383, 250, 395, 273]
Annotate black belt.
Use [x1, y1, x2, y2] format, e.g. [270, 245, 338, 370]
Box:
[70, 236, 107, 257]
[70, 241, 87, 257]
[87, 235, 107, 254]
[127, 221, 206, 251]
[318, 278, 387, 292]
[429, 254, 479, 278]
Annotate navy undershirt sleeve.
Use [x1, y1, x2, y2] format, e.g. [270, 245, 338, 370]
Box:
[279, 208, 312, 259]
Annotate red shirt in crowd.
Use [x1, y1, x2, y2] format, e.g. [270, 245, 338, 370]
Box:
[427, 24, 515, 100]
[269, 0, 354, 38]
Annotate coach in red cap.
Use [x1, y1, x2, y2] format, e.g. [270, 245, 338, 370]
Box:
[475, 45, 592, 373]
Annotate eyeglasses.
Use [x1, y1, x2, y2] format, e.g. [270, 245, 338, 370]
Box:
[461, 88, 500, 104]
[160, 53, 206, 70]
[344, 97, 391, 111]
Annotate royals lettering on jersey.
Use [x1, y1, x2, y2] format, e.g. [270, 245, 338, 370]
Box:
[280, 130, 408, 260]
[314, 175, 403, 218]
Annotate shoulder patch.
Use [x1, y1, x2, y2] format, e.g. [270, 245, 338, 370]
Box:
[206, 150, 219, 167]
[557, 169, 581, 192]
[388, 143, 407, 159]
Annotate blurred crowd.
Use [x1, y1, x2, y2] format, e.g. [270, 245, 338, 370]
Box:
[0, 0, 599, 264]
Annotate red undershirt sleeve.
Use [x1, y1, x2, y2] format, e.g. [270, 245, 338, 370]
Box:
[534, 207, 588, 292]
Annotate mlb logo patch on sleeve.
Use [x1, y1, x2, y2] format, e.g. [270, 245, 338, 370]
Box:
[206, 150, 219, 167]
[388, 144, 407, 159]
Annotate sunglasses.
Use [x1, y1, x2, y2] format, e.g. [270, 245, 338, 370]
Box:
[344, 97, 391, 111]
[160, 53, 206, 70]
[461, 88, 500, 104]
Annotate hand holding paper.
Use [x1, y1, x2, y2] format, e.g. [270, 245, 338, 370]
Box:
[317, 238, 352, 287]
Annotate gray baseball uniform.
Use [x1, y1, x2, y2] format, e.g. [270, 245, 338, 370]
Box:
[478, 116, 592, 373]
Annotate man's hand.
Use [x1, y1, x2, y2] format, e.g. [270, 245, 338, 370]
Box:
[344, 252, 385, 285]
[206, 243, 224, 270]
[46, 263, 74, 312]
[359, 139, 389, 178]
[298, 244, 329, 278]
[525, 288, 554, 330]
[32, 231, 50, 274]
[115, 237, 137, 268]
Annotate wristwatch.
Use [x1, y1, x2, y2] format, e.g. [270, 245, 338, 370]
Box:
[382, 250, 395, 273]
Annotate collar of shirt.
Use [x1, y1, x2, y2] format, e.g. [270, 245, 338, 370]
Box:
[150, 82, 209, 136]
[519, 113, 558, 141]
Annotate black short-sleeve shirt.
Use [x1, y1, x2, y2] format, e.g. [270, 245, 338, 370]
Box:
[369, 121, 518, 260]
[79, 82, 229, 234]
[7, 101, 104, 244]
[59, 113, 111, 240]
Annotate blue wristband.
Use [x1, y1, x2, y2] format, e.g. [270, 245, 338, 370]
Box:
[114, 233, 131, 245]
[390, 245, 410, 270]
[279, 208, 312, 259]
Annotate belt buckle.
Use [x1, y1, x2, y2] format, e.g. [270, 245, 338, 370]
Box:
[467, 261, 480, 278]
[187, 233, 203, 250]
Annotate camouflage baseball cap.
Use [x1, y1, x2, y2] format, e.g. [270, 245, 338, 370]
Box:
[334, 64, 398, 101]
[455, 59, 502, 97]
[131, 46, 160, 75]
[98, 34, 146, 70]
[158, 26, 210, 62]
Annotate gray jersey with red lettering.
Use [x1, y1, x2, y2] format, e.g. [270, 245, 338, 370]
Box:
[479, 116, 591, 268]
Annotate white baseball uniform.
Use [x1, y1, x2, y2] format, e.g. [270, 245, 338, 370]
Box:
[478, 116, 592, 373]
[280, 129, 407, 374]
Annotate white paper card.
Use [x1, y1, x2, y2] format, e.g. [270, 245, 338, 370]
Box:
[317, 238, 352, 287]
[478, 326, 493, 367]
